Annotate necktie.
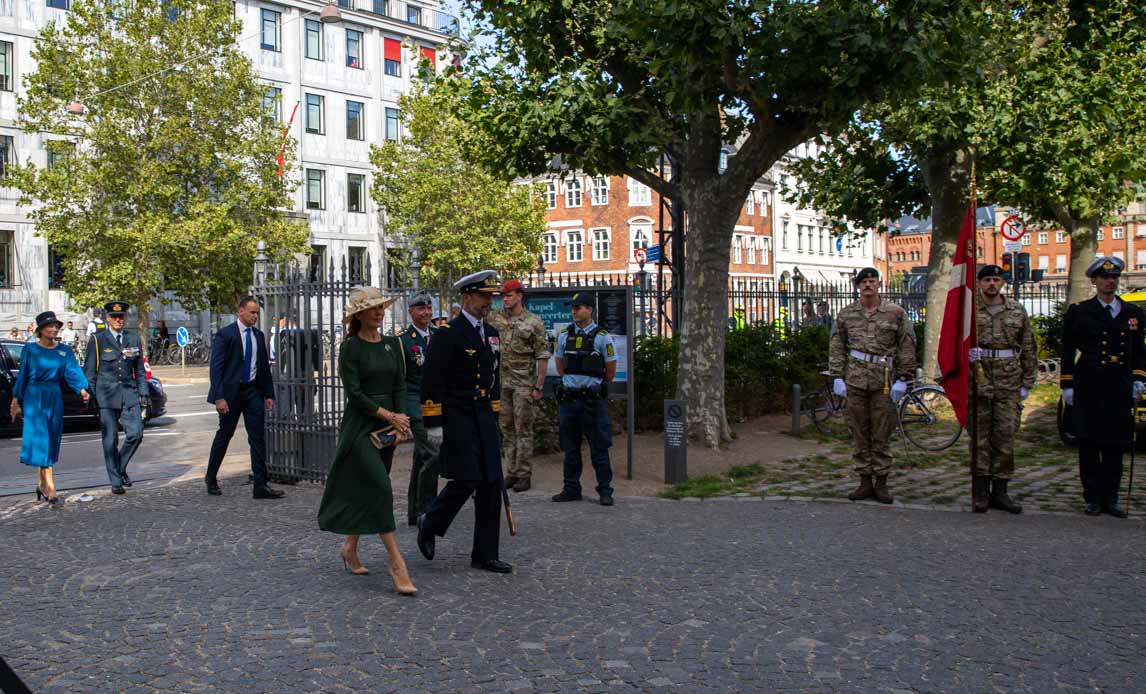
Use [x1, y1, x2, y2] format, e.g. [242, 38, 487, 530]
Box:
[478, 321, 485, 342]
[116, 333, 122, 347]
[1107, 304, 1115, 318]
[243, 327, 253, 383]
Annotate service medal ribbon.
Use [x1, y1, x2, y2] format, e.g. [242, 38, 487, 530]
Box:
[1130, 318, 1139, 330]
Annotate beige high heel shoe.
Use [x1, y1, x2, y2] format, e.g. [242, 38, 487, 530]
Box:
[389, 560, 417, 596]
[340, 546, 370, 576]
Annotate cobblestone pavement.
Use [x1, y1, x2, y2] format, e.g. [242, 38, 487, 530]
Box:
[3, 477, 1145, 692]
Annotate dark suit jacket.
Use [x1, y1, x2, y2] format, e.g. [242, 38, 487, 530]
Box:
[207, 321, 274, 405]
[420, 315, 501, 482]
[83, 328, 148, 410]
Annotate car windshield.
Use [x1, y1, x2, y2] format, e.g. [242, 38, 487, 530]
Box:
[3, 341, 24, 370]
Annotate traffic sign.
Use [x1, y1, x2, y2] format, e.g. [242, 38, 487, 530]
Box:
[1003, 239, 1023, 253]
[635, 247, 647, 267]
[836, 237, 843, 253]
[1000, 215, 1025, 242]
[176, 326, 190, 347]
[645, 245, 661, 262]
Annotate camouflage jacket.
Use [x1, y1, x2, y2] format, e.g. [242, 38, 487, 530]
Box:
[487, 308, 551, 388]
[975, 293, 1037, 397]
[829, 300, 917, 391]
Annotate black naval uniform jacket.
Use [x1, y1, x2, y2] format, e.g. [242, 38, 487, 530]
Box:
[420, 315, 502, 482]
[1061, 296, 1146, 445]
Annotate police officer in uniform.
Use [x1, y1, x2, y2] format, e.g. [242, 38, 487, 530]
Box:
[416, 270, 512, 573]
[1061, 256, 1145, 518]
[552, 292, 618, 506]
[400, 290, 439, 525]
[84, 301, 147, 494]
[968, 264, 1037, 514]
[828, 268, 916, 503]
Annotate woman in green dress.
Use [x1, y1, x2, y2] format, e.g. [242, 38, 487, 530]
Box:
[318, 287, 417, 595]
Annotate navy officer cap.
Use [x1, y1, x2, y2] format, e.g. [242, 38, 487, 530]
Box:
[103, 301, 130, 315]
[853, 267, 879, 285]
[1086, 256, 1124, 278]
[977, 264, 1004, 280]
[454, 270, 500, 294]
[570, 292, 594, 308]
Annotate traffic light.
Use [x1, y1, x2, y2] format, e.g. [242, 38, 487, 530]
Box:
[1016, 253, 1031, 282]
[1001, 253, 1013, 282]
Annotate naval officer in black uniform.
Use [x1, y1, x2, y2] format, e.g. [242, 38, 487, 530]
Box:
[1061, 256, 1146, 518]
[416, 270, 512, 573]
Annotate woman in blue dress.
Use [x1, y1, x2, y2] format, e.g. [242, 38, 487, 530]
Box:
[9, 311, 89, 504]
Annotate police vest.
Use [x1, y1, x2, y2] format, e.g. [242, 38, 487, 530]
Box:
[563, 324, 606, 377]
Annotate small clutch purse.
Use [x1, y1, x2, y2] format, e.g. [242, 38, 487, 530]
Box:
[368, 427, 397, 450]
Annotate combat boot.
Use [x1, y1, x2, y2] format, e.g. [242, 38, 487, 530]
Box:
[513, 476, 531, 493]
[989, 479, 1022, 514]
[873, 475, 894, 504]
[847, 475, 874, 501]
[972, 475, 990, 513]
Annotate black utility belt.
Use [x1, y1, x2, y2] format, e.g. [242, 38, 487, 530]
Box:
[557, 386, 605, 401]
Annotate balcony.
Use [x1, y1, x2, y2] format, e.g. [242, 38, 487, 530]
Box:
[344, 1, 460, 36]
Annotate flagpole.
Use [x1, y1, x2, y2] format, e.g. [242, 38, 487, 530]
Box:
[969, 161, 980, 505]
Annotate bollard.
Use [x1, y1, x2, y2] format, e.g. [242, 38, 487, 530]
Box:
[791, 383, 801, 434]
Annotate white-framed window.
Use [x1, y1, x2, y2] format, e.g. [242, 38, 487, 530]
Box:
[591, 228, 610, 260]
[262, 86, 282, 122]
[745, 194, 754, 216]
[760, 238, 769, 265]
[305, 169, 325, 210]
[1137, 250, 1146, 270]
[797, 224, 804, 251]
[591, 175, 609, 205]
[1021, 233, 1031, 245]
[384, 107, 400, 142]
[566, 229, 584, 262]
[630, 223, 651, 258]
[1097, 228, 1105, 240]
[781, 221, 788, 250]
[1055, 254, 1066, 273]
[544, 181, 557, 209]
[1037, 231, 1048, 244]
[732, 235, 743, 264]
[1113, 250, 1125, 261]
[347, 173, 365, 212]
[260, 8, 281, 52]
[346, 28, 363, 69]
[543, 233, 558, 263]
[628, 178, 651, 205]
[564, 178, 582, 207]
[0, 41, 13, 92]
[345, 100, 364, 140]
[1113, 226, 1125, 239]
[1038, 255, 1049, 270]
[718, 150, 728, 173]
[746, 237, 756, 264]
[305, 93, 324, 134]
[1056, 230, 1066, 243]
[1136, 224, 1146, 238]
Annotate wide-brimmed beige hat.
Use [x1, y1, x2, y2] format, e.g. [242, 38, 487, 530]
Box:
[343, 286, 398, 323]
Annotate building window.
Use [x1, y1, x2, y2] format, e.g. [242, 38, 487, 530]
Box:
[564, 179, 582, 208]
[383, 38, 401, 76]
[1021, 233, 1031, 245]
[544, 181, 557, 209]
[48, 246, 65, 289]
[591, 228, 610, 260]
[1113, 226, 1125, 240]
[0, 41, 12, 92]
[718, 150, 728, 173]
[406, 4, 422, 24]
[384, 107, 400, 141]
[0, 230, 12, 287]
[781, 221, 788, 250]
[308, 244, 327, 281]
[566, 230, 584, 262]
[1038, 255, 1048, 270]
[305, 93, 324, 134]
[346, 100, 364, 140]
[797, 224, 803, 251]
[631, 224, 651, 258]
[629, 178, 650, 205]
[347, 173, 365, 212]
[1137, 250, 1146, 271]
[346, 28, 363, 68]
[305, 169, 325, 209]
[1113, 250, 1125, 261]
[260, 9, 281, 51]
[760, 239, 769, 265]
[1097, 229, 1105, 241]
[1055, 230, 1066, 243]
[746, 195, 754, 216]
[732, 236, 742, 264]
[262, 86, 282, 122]
[304, 18, 323, 60]
[819, 229, 825, 254]
[1037, 231, 1048, 244]
[0, 135, 14, 179]
[47, 0, 70, 9]
[46, 141, 74, 170]
[1055, 254, 1066, 273]
[348, 246, 366, 283]
[543, 233, 558, 264]
[591, 176, 608, 205]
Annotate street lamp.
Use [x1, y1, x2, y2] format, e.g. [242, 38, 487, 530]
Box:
[409, 244, 422, 289]
[318, 1, 343, 23]
[536, 254, 547, 286]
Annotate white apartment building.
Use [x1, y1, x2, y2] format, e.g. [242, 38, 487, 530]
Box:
[0, 0, 455, 329]
[769, 141, 883, 289]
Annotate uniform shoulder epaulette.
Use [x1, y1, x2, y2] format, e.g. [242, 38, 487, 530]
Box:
[598, 329, 609, 335]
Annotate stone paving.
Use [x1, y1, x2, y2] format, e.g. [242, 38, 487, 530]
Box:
[3, 475, 1145, 692]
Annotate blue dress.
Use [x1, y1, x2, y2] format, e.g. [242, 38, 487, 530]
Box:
[13, 342, 88, 468]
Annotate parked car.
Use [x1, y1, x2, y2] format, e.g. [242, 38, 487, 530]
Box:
[0, 338, 167, 435]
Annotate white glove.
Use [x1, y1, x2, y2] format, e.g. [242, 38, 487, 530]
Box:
[832, 378, 847, 398]
[889, 380, 908, 403]
[1019, 386, 1029, 401]
[1135, 382, 1146, 399]
[1063, 388, 1074, 406]
[426, 427, 443, 454]
[968, 347, 982, 362]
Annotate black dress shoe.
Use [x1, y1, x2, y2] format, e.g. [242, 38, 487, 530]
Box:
[599, 494, 615, 507]
[1083, 501, 1102, 516]
[252, 487, 285, 499]
[416, 513, 435, 560]
[470, 559, 513, 573]
[206, 482, 222, 496]
[551, 491, 583, 502]
[111, 486, 126, 495]
[121, 472, 132, 487]
[1104, 501, 1129, 519]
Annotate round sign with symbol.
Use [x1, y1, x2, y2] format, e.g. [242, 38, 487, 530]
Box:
[176, 326, 190, 347]
[1000, 215, 1025, 242]
[635, 248, 647, 266]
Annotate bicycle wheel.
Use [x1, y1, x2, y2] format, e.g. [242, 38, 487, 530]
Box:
[898, 385, 962, 451]
[804, 391, 832, 434]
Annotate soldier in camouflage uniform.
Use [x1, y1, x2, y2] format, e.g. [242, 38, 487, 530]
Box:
[967, 265, 1037, 514]
[829, 268, 917, 503]
[487, 279, 551, 492]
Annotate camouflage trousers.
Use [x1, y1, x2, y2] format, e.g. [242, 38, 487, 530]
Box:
[846, 386, 896, 476]
[500, 386, 537, 479]
[970, 394, 1021, 479]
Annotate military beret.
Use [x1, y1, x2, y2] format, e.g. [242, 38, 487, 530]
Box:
[454, 270, 499, 294]
[853, 268, 879, 285]
[408, 290, 433, 308]
[1086, 256, 1124, 278]
[570, 292, 594, 308]
[977, 264, 1004, 280]
[500, 279, 523, 294]
[103, 301, 130, 315]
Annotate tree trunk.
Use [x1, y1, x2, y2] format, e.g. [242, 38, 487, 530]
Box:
[1053, 206, 1100, 305]
[137, 295, 151, 360]
[917, 146, 973, 378]
[675, 183, 740, 448]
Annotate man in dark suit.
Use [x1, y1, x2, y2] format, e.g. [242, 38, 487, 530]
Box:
[1061, 256, 1145, 518]
[205, 295, 283, 499]
[416, 270, 511, 573]
[84, 301, 147, 494]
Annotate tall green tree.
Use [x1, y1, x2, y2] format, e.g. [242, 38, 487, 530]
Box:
[370, 79, 545, 289]
[451, 0, 976, 446]
[11, 0, 306, 335]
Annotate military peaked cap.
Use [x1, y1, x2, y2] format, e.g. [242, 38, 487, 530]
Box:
[103, 301, 130, 315]
[454, 270, 500, 294]
[1086, 256, 1124, 278]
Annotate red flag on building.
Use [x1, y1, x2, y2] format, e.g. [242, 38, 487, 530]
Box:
[937, 202, 978, 426]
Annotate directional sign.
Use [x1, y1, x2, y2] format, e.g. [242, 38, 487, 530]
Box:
[836, 236, 843, 253]
[176, 326, 190, 347]
[1000, 215, 1025, 242]
[645, 244, 661, 262]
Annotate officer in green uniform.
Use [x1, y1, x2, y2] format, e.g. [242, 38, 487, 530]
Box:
[400, 291, 438, 525]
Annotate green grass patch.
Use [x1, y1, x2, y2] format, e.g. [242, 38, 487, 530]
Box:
[660, 463, 769, 500]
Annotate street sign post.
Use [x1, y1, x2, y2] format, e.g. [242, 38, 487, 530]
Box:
[176, 326, 190, 375]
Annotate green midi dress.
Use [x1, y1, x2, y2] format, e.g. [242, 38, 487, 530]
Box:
[317, 335, 407, 535]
